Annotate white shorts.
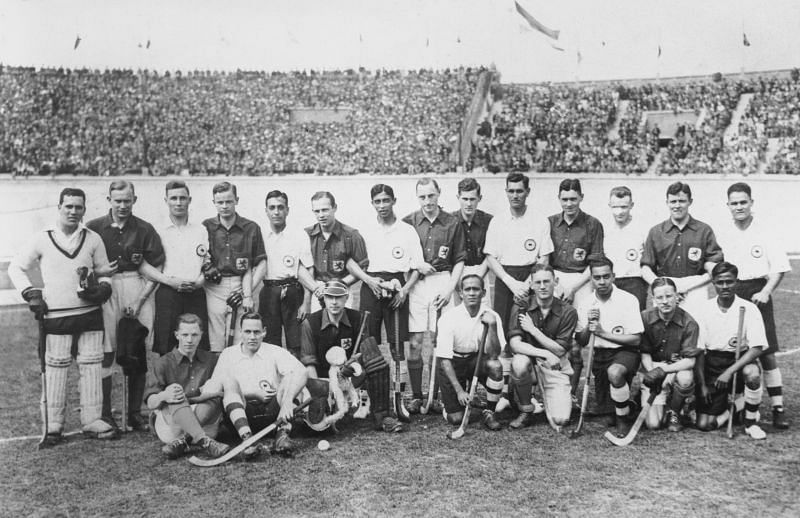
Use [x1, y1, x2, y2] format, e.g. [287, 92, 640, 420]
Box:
[534, 364, 573, 424]
[554, 270, 593, 308]
[204, 276, 243, 352]
[639, 371, 678, 406]
[408, 272, 451, 333]
[102, 271, 155, 353]
[152, 404, 221, 443]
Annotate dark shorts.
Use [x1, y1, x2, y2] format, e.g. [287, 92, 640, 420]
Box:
[695, 350, 755, 416]
[614, 277, 648, 311]
[359, 272, 409, 358]
[735, 279, 779, 354]
[437, 354, 491, 414]
[259, 279, 304, 357]
[493, 265, 532, 334]
[591, 347, 640, 411]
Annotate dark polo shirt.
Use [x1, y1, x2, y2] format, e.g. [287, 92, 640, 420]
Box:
[144, 347, 218, 404]
[87, 212, 165, 272]
[451, 209, 493, 267]
[300, 308, 363, 373]
[202, 214, 266, 276]
[305, 220, 368, 282]
[403, 209, 467, 273]
[640, 306, 701, 363]
[507, 297, 578, 354]
[548, 210, 604, 273]
[641, 216, 723, 278]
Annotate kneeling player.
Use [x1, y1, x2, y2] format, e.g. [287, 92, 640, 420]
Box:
[436, 275, 505, 430]
[301, 281, 405, 433]
[640, 278, 700, 432]
[507, 264, 577, 429]
[694, 262, 767, 439]
[209, 312, 309, 458]
[144, 314, 230, 459]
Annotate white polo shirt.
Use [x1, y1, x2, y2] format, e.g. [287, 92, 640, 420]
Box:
[696, 296, 767, 352]
[436, 304, 506, 359]
[361, 218, 423, 273]
[159, 221, 209, 279]
[208, 342, 305, 401]
[715, 217, 790, 281]
[603, 216, 649, 279]
[263, 224, 313, 280]
[484, 207, 554, 266]
[576, 287, 644, 349]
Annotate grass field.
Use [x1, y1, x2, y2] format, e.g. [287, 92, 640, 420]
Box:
[2, 266, 800, 517]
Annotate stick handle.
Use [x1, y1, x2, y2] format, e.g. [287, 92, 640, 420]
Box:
[727, 306, 746, 438]
[458, 324, 490, 429]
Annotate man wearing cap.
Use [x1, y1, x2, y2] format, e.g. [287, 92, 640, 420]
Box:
[300, 280, 404, 433]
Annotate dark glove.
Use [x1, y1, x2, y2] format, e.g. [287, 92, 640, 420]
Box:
[78, 282, 112, 304]
[340, 364, 356, 378]
[642, 367, 667, 391]
[226, 290, 243, 308]
[201, 262, 222, 284]
[22, 287, 48, 320]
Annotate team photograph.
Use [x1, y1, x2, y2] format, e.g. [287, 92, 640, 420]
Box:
[1, 1, 799, 516]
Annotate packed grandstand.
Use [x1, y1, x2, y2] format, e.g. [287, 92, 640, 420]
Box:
[1, 65, 798, 176]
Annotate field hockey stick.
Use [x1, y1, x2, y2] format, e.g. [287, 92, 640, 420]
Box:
[393, 307, 411, 422]
[188, 398, 312, 467]
[570, 333, 596, 438]
[37, 318, 50, 450]
[727, 306, 746, 440]
[448, 323, 489, 440]
[604, 391, 657, 447]
[122, 374, 129, 433]
[350, 310, 370, 359]
[533, 363, 562, 433]
[225, 291, 242, 349]
[421, 303, 439, 414]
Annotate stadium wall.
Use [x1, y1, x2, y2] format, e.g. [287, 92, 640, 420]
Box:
[1, 174, 798, 261]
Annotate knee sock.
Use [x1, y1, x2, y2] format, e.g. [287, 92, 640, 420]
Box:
[102, 376, 113, 420]
[366, 367, 391, 416]
[610, 384, 631, 417]
[744, 384, 763, 427]
[128, 372, 146, 417]
[485, 377, 503, 412]
[408, 358, 423, 399]
[511, 373, 535, 413]
[499, 356, 511, 400]
[763, 368, 784, 408]
[225, 402, 251, 438]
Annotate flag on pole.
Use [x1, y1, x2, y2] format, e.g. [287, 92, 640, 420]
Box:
[743, 33, 751, 46]
[73, 35, 81, 50]
[146, 39, 151, 49]
[658, 45, 662, 58]
[515, 1, 560, 40]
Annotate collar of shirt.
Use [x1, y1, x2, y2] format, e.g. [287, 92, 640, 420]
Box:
[169, 347, 211, 365]
[308, 220, 342, 238]
[452, 209, 490, 228]
[208, 214, 244, 232]
[663, 216, 698, 233]
[409, 208, 448, 227]
[526, 297, 566, 318]
[321, 310, 352, 331]
[643, 306, 688, 328]
[232, 342, 275, 361]
[553, 210, 585, 228]
[47, 222, 88, 249]
[99, 211, 140, 231]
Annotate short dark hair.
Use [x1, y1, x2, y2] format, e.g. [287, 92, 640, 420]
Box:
[265, 190, 288, 206]
[558, 178, 582, 195]
[165, 180, 190, 196]
[239, 311, 264, 326]
[416, 177, 440, 193]
[651, 277, 677, 294]
[311, 191, 336, 207]
[589, 256, 614, 273]
[59, 188, 86, 205]
[109, 179, 134, 195]
[175, 313, 203, 330]
[457, 178, 481, 196]
[727, 182, 752, 199]
[506, 172, 529, 190]
[460, 274, 485, 290]
[212, 181, 237, 197]
[370, 184, 395, 200]
[666, 182, 691, 200]
[530, 263, 555, 277]
[712, 261, 739, 279]
[609, 186, 632, 200]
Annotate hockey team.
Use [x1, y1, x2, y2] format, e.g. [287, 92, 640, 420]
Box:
[9, 176, 791, 460]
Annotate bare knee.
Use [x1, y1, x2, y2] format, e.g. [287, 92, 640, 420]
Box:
[607, 364, 628, 387]
[675, 370, 693, 389]
[743, 364, 760, 387]
[484, 358, 503, 379]
[446, 411, 463, 425]
[696, 414, 715, 431]
[645, 407, 664, 430]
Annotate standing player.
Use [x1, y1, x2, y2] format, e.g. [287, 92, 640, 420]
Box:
[306, 191, 370, 310]
[144, 313, 229, 459]
[452, 178, 493, 292]
[403, 178, 467, 413]
[507, 264, 577, 429]
[145, 180, 211, 355]
[603, 186, 649, 310]
[436, 275, 505, 430]
[9, 188, 116, 443]
[639, 278, 700, 432]
[548, 179, 604, 399]
[252, 190, 316, 358]
[694, 262, 767, 440]
[575, 257, 643, 437]
[202, 181, 266, 352]
[208, 312, 309, 458]
[357, 184, 423, 393]
[641, 181, 723, 319]
[87, 180, 165, 432]
[716, 182, 790, 429]
[301, 281, 404, 433]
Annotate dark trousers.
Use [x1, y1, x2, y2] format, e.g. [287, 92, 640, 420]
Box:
[259, 280, 304, 357]
[359, 272, 409, 355]
[153, 286, 209, 355]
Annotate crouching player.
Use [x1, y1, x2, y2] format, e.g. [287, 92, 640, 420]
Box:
[639, 278, 700, 432]
[436, 275, 505, 430]
[695, 262, 767, 440]
[209, 312, 308, 459]
[144, 313, 230, 459]
[507, 264, 577, 430]
[301, 281, 405, 433]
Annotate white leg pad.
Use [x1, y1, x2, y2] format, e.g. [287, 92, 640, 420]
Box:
[45, 335, 72, 432]
[77, 331, 104, 425]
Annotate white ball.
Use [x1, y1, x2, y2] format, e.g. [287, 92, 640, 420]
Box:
[317, 439, 331, 451]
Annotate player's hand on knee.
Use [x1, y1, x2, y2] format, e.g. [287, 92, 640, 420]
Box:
[642, 367, 666, 391]
[166, 383, 186, 404]
[457, 389, 471, 407]
[22, 287, 48, 320]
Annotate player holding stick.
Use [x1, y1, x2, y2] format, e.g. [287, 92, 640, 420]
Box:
[694, 262, 767, 440]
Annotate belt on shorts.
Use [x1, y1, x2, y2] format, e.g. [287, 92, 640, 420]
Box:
[452, 351, 477, 359]
[264, 278, 301, 288]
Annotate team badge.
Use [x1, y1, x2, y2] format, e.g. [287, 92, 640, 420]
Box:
[438, 245, 450, 259]
[196, 244, 207, 257]
[340, 338, 353, 351]
[130, 252, 143, 265]
[259, 379, 277, 398]
[235, 257, 249, 271]
[332, 260, 345, 273]
[751, 245, 763, 258]
[392, 246, 405, 259]
[573, 248, 586, 261]
[728, 336, 742, 348]
[524, 239, 537, 251]
[611, 326, 624, 335]
[283, 255, 295, 267]
[687, 247, 701, 261]
[626, 248, 639, 261]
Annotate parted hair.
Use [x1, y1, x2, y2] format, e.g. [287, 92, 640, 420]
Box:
[212, 181, 237, 197]
[460, 273, 485, 290]
[650, 277, 677, 294]
[589, 256, 614, 273]
[311, 191, 337, 207]
[416, 177, 440, 193]
[109, 179, 134, 195]
[727, 182, 752, 198]
[712, 261, 739, 279]
[239, 311, 264, 326]
[558, 178, 582, 195]
[175, 313, 203, 330]
[609, 186, 632, 199]
[666, 181, 692, 200]
[266, 190, 289, 206]
[530, 263, 555, 277]
[59, 187, 86, 205]
[506, 172, 529, 190]
[165, 180, 189, 196]
[457, 178, 482, 196]
[370, 184, 395, 200]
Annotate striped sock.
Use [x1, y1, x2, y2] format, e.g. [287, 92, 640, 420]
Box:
[500, 356, 512, 400]
[744, 384, 762, 427]
[610, 384, 631, 417]
[763, 368, 784, 408]
[225, 402, 251, 438]
[485, 377, 503, 411]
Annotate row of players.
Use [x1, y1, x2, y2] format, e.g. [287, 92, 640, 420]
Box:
[9, 174, 790, 451]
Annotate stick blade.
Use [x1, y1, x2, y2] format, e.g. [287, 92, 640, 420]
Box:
[603, 430, 632, 446]
[447, 427, 466, 440]
[395, 393, 411, 422]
